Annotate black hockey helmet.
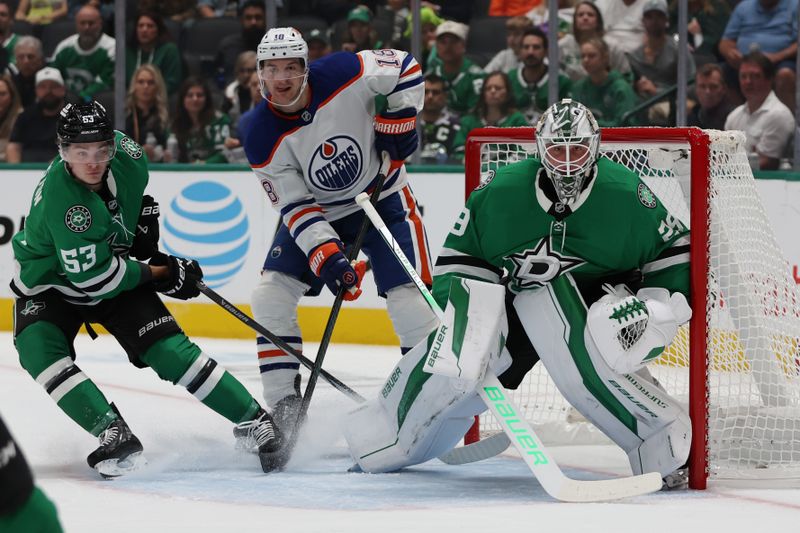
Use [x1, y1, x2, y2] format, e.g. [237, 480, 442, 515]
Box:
[57, 101, 114, 145]
[57, 101, 116, 164]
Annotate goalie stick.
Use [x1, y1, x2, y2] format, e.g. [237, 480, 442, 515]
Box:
[355, 192, 663, 502]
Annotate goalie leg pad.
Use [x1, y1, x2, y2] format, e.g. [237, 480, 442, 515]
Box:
[251, 271, 308, 406]
[424, 278, 509, 381]
[386, 283, 440, 350]
[344, 280, 510, 473]
[343, 334, 488, 473]
[513, 276, 690, 477]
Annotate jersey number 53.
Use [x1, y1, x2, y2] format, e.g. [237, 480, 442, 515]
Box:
[60, 245, 97, 273]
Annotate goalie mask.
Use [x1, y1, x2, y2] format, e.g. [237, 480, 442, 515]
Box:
[535, 99, 600, 205]
[256, 27, 309, 107]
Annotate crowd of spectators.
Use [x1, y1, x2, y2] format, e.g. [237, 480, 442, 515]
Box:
[0, 0, 795, 169]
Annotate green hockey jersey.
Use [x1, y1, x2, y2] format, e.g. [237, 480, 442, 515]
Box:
[432, 157, 690, 307]
[11, 131, 150, 305]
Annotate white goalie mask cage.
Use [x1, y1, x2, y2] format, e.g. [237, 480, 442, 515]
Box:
[535, 99, 601, 205]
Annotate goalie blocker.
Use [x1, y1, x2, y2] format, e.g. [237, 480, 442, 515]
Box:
[344, 277, 691, 480]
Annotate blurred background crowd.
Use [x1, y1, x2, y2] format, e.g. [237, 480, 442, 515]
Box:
[0, 0, 795, 170]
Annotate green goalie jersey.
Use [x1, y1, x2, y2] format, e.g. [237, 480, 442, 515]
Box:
[11, 132, 150, 305]
[432, 157, 690, 308]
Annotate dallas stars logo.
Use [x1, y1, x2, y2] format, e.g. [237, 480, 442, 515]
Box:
[20, 300, 45, 316]
[507, 237, 584, 291]
[65, 205, 91, 233]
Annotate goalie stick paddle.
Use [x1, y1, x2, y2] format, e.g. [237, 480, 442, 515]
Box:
[196, 282, 365, 403]
[355, 192, 663, 502]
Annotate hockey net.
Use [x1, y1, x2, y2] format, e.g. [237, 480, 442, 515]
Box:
[464, 127, 800, 489]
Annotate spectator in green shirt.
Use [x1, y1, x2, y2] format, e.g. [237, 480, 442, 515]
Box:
[453, 71, 528, 158]
[172, 77, 232, 164]
[425, 20, 485, 114]
[0, 1, 19, 65]
[508, 27, 572, 124]
[50, 5, 114, 101]
[125, 11, 183, 94]
[571, 38, 639, 126]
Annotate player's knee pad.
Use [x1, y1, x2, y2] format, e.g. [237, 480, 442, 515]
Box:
[251, 270, 307, 332]
[16, 321, 91, 404]
[386, 283, 439, 349]
[343, 333, 487, 473]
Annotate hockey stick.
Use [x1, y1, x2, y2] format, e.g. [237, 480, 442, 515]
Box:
[268, 153, 391, 471]
[196, 281, 365, 403]
[355, 192, 663, 502]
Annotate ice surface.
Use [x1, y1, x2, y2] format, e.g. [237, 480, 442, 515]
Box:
[2, 333, 799, 532]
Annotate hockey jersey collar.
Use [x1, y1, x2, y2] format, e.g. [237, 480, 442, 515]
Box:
[534, 164, 598, 219]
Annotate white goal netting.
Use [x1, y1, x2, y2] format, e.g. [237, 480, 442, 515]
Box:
[467, 128, 800, 485]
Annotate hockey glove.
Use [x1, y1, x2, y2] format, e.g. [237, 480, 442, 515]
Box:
[130, 195, 160, 260]
[374, 108, 418, 162]
[309, 241, 365, 301]
[150, 252, 203, 300]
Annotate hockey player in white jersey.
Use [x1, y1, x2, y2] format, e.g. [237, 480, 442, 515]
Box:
[343, 100, 693, 489]
[241, 28, 438, 439]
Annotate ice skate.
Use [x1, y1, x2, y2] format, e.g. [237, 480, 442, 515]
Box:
[87, 411, 145, 478]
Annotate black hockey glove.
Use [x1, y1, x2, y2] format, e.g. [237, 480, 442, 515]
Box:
[130, 195, 160, 260]
[150, 252, 203, 300]
[374, 108, 418, 161]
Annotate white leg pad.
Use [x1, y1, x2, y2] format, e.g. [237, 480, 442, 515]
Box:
[628, 408, 691, 476]
[386, 283, 440, 349]
[251, 270, 308, 406]
[344, 279, 510, 473]
[513, 278, 691, 478]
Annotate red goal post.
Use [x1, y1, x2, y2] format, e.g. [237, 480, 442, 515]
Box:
[463, 126, 800, 489]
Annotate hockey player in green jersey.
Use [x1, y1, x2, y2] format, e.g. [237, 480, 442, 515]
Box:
[11, 101, 285, 477]
[344, 99, 693, 488]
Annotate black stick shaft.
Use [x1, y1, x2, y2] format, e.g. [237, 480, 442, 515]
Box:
[197, 281, 365, 403]
[297, 164, 389, 421]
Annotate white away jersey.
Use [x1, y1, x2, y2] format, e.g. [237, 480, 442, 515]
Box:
[241, 50, 423, 257]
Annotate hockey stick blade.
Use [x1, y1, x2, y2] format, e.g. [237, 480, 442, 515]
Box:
[438, 432, 511, 465]
[480, 372, 662, 502]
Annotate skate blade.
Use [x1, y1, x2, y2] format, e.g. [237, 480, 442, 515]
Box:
[234, 437, 259, 455]
[94, 452, 147, 478]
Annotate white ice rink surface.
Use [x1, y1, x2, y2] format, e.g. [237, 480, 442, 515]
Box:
[2, 332, 799, 533]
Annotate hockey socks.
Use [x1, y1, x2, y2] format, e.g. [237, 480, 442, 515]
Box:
[142, 335, 262, 424]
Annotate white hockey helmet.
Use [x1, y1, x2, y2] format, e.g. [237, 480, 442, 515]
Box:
[256, 27, 309, 105]
[535, 99, 600, 205]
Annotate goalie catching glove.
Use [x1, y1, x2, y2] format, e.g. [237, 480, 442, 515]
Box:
[150, 252, 203, 300]
[586, 284, 691, 374]
[309, 240, 366, 301]
[374, 108, 418, 161]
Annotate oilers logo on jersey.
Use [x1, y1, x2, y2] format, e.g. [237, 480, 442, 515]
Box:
[307, 136, 363, 192]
